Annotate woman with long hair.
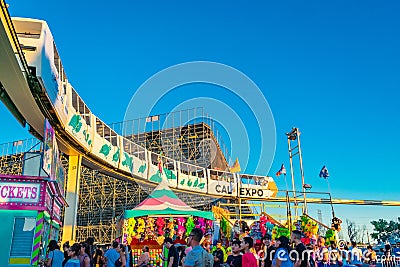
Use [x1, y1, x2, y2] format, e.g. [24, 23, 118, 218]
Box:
[79, 242, 91, 267]
[65, 243, 81, 267]
[47, 240, 64, 267]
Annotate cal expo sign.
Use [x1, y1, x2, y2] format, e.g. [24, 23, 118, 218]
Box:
[238, 184, 275, 198]
[208, 180, 275, 199]
[0, 181, 40, 203]
[208, 180, 236, 196]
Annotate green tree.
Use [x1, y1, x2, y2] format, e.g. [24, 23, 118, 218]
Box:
[370, 217, 400, 242]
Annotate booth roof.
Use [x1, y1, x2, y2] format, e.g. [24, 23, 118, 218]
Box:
[124, 181, 214, 220]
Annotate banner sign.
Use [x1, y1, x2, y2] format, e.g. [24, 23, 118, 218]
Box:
[238, 184, 275, 198]
[208, 180, 236, 196]
[0, 181, 41, 203]
[43, 119, 56, 178]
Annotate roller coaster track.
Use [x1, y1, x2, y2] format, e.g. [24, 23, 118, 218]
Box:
[1, 0, 399, 206]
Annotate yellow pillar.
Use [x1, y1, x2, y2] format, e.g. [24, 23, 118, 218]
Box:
[62, 155, 82, 244]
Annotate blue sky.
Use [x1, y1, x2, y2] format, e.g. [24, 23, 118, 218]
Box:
[3, 0, 400, 238]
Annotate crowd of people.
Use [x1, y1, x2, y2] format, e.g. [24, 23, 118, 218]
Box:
[44, 237, 131, 267]
[44, 230, 399, 267]
[170, 228, 397, 267]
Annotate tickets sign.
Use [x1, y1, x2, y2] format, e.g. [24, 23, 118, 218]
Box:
[0, 182, 41, 203]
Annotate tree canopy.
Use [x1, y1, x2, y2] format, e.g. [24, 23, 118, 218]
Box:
[370, 217, 400, 242]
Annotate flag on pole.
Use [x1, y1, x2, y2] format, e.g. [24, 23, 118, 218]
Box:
[229, 158, 241, 173]
[319, 165, 329, 178]
[276, 164, 286, 176]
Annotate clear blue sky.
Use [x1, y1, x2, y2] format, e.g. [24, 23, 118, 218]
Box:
[3, 0, 400, 239]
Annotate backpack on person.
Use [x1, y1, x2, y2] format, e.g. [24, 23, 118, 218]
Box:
[202, 249, 214, 267]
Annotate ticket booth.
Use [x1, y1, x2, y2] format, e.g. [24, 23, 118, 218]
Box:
[0, 174, 66, 266]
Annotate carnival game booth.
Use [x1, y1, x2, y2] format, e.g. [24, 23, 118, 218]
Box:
[0, 174, 67, 267]
[122, 181, 214, 267]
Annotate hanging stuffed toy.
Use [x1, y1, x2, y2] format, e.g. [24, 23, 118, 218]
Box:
[185, 217, 195, 236]
[156, 217, 165, 236]
[145, 217, 156, 240]
[127, 217, 137, 238]
[276, 227, 290, 239]
[176, 217, 186, 238]
[265, 222, 274, 235]
[196, 217, 206, 233]
[232, 220, 241, 238]
[259, 214, 268, 236]
[206, 219, 213, 230]
[325, 229, 337, 246]
[167, 217, 175, 238]
[271, 225, 279, 240]
[137, 217, 146, 235]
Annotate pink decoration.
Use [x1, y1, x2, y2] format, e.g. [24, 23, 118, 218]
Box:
[206, 219, 213, 229]
[156, 217, 165, 235]
[260, 215, 268, 236]
[196, 217, 206, 233]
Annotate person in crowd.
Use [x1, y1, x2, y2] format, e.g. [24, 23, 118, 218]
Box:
[306, 244, 316, 267]
[177, 245, 186, 267]
[65, 243, 82, 267]
[115, 243, 126, 267]
[104, 241, 120, 267]
[202, 240, 211, 253]
[86, 237, 96, 266]
[340, 244, 348, 266]
[329, 243, 341, 267]
[80, 242, 91, 267]
[393, 243, 400, 258]
[163, 238, 179, 267]
[349, 241, 362, 267]
[259, 234, 274, 267]
[290, 230, 308, 267]
[184, 228, 211, 267]
[272, 236, 293, 267]
[383, 244, 394, 267]
[241, 236, 258, 267]
[63, 242, 71, 267]
[127, 245, 133, 267]
[365, 245, 377, 267]
[93, 246, 104, 267]
[213, 242, 224, 267]
[47, 240, 64, 267]
[315, 237, 329, 267]
[226, 240, 242, 267]
[137, 245, 150, 267]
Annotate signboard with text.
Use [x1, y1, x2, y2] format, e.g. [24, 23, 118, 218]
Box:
[238, 184, 276, 198]
[0, 181, 41, 203]
[208, 180, 236, 197]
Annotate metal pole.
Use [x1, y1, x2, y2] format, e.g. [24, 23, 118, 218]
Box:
[239, 197, 242, 221]
[283, 173, 289, 192]
[297, 128, 307, 214]
[287, 138, 298, 217]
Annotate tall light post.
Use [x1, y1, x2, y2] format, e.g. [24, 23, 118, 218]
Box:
[286, 127, 308, 215]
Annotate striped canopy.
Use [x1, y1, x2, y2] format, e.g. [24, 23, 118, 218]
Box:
[124, 181, 214, 220]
